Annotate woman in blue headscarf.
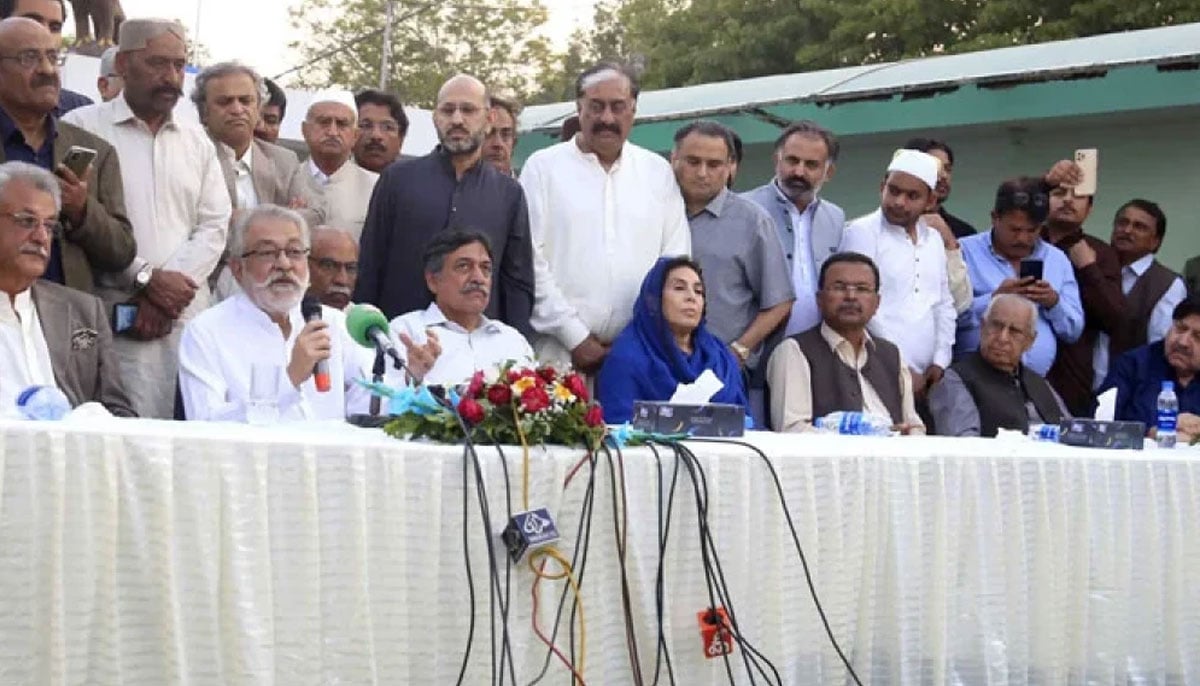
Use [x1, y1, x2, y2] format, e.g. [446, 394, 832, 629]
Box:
[598, 256, 748, 424]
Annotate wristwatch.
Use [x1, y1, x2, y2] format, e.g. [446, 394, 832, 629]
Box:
[133, 263, 153, 291]
[730, 341, 751, 363]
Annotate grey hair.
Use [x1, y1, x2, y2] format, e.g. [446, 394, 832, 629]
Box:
[0, 161, 62, 212]
[228, 204, 309, 258]
[983, 293, 1037, 334]
[191, 61, 267, 123]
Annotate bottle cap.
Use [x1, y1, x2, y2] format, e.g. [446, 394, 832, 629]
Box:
[1162, 380, 1175, 391]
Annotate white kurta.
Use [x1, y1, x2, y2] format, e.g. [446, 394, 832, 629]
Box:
[178, 292, 370, 421]
[519, 139, 690, 365]
[840, 209, 957, 372]
[388, 303, 534, 387]
[64, 95, 232, 418]
[0, 290, 58, 413]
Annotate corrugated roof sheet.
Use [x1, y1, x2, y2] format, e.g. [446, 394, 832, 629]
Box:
[520, 22, 1200, 132]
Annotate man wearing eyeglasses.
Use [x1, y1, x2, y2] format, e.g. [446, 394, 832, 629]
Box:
[0, 17, 133, 294]
[766, 251, 924, 433]
[0, 0, 93, 114]
[352, 89, 406, 174]
[956, 177, 1083, 377]
[0, 161, 134, 415]
[179, 204, 370, 421]
[305, 225, 357, 310]
[63, 19, 232, 419]
[300, 90, 377, 241]
[354, 74, 533, 337]
[930, 293, 1068, 437]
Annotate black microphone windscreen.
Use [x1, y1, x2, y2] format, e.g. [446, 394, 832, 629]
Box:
[301, 295, 322, 321]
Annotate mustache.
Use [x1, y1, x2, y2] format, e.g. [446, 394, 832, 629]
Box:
[363, 141, 387, 153]
[19, 243, 48, 258]
[267, 274, 301, 288]
[152, 85, 182, 98]
[591, 122, 620, 135]
[326, 285, 352, 296]
[460, 282, 487, 296]
[837, 303, 862, 314]
[783, 176, 812, 190]
[31, 74, 59, 89]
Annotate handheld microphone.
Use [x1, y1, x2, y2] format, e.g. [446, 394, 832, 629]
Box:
[345, 303, 404, 369]
[300, 296, 331, 392]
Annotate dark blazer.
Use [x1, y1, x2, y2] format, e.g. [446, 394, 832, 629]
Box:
[0, 119, 136, 293]
[30, 280, 136, 417]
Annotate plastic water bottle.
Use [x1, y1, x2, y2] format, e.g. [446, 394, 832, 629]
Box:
[1157, 380, 1178, 448]
[814, 411, 893, 436]
[15, 385, 71, 421]
[1028, 423, 1061, 442]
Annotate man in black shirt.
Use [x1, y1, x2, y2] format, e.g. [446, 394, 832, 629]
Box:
[353, 74, 534, 335]
[904, 136, 976, 238]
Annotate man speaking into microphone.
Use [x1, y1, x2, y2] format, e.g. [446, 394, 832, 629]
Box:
[179, 205, 371, 421]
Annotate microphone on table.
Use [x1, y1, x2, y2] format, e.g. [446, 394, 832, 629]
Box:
[300, 295, 331, 392]
[345, 303, 405, 370]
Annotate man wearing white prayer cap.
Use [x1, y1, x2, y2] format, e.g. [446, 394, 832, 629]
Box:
[63, 17, 232, 418]
[300, 89, 377, 240]
[839, 148, 958, 406]
[96, 46, 122, 102]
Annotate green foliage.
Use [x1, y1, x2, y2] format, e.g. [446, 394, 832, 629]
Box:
[286, 0, 552, 107]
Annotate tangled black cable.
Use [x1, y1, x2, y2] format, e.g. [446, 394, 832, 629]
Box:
[647, 443, 678, 685]
[602, 443, 646, 685]
[690, 438, 865, 686]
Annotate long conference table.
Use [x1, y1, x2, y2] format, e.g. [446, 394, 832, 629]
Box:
[0, 417, 1197, 685]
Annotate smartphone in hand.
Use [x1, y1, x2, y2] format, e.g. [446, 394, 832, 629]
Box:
[1019, 259, 1044, 282]
[61, 145, 97, 178]
[1073, 148, 1098, 196]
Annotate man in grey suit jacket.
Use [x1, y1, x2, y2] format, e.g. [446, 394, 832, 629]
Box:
[744, 120, 846, 337]
[0, 161, 135, 416]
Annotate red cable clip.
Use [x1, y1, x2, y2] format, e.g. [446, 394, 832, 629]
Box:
[697, 607, 734, 659]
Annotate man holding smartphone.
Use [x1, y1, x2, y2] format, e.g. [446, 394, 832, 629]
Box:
[0, 17, 134, 294]
[956, 176, 1083, 376]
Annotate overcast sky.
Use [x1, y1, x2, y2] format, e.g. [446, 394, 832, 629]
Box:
[114, 0, 595, 84]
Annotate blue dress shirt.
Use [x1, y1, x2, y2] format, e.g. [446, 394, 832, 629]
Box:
[1101, 340, 1200, 427]
[0, 108, 64, 284]
[957, 231, 1083, 375]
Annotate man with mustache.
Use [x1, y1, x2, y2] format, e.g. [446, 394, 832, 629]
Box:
[840, 149, 956, 404]
[0, 17, 133, 294]
[482, 92, 517, 177]
[386, 229, 532, 386]
[930, 293, 1068, 437]
[305, 225, 357, 310]
[0, 161, 134, 415]
[191, 61, 327, 300]
[300, 90, 376, 241]
[1041, 161, 1132, 416]
[178, 204, 370, 421]
[1101, 297, 1200, 443]
[0, 0, 93, 114]
[1093, 199, 1185, 400]
[956, 177, 1082, 377]
[744, 120, 844, 338]
[352, 88, 406, 174]
[63, 18, 232, 419]
[766, 251, 923, 433]
[519, 61, 689, 373]
[355, 74, 533, 338]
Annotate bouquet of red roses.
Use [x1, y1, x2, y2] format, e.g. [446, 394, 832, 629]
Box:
[383, 361, 606, 448]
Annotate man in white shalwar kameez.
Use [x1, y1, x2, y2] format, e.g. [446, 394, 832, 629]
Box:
[178, 205, 369, 421]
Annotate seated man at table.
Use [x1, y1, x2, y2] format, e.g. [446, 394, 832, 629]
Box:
[179, 204, 370, 421]
[388, 229, 534, 386]
[1100, 296, 1200, 441]
[930, 294, 1069, 437]
[0, 161, 135, 416]
[765, 251, 924, 433]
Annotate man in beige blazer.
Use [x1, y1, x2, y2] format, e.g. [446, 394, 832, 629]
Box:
[301, 91, 378, 241]
[0, 17, 135, 294]
[0, 161, 135, 416]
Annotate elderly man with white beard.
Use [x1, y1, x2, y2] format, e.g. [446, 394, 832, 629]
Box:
[178, 204, 370, 421]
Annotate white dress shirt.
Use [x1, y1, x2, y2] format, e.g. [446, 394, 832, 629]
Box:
[226, 142, 259, 209]
[389, 303, 534, 386]
[63, 95, 231, 305]
[840, 209, 956, 372]
[0, 290, 58, 413]
[1093, 254, 1187, 387]
[179, 292, 370, 421]
[776, 183, 823, 336]
[519, 139, 691, 364]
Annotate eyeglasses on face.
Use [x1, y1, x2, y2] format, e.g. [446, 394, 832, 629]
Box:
[436, 102, 482, 117]
[240, 246, 310, 263]
[3, 211, 61, 235]
[823, 281, 876, 296]
[0, 48, 67, 69]
[309, 256, 358, 275]
[358, 120, 400, 134]
[982, 319, 1031, 340]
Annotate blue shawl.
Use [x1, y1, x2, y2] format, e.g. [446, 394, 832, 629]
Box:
[598, 257, 748, 423]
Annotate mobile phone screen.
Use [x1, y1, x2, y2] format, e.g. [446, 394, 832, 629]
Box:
[1019, 259, 1044, 281]
[112, 302, 138, 333]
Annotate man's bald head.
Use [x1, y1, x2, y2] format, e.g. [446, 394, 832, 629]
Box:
[437, 74, 488, 104]
[307, 226, 359, 310]
[433, 74, 489, 157]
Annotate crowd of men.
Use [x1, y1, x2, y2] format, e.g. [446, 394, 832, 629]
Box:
[2, 2, 1198, 440]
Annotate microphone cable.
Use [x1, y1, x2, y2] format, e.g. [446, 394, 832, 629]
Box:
[690, 438, 865, 686]
[647, 443, 679, 685]
[601, 444, 646, 685]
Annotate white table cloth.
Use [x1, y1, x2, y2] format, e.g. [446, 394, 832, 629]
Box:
[0, 418, 1197, 685]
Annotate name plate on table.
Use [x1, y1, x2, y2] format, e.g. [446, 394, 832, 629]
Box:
[631, 401, 745, 438]
[1058, 419, 1145, 450]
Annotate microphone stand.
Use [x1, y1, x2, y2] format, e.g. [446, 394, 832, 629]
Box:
[370, 347, 386, 416]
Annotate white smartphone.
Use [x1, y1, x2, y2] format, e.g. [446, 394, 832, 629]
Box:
[1074, 148, 1098, 196]
[61, 145, 97, 177]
